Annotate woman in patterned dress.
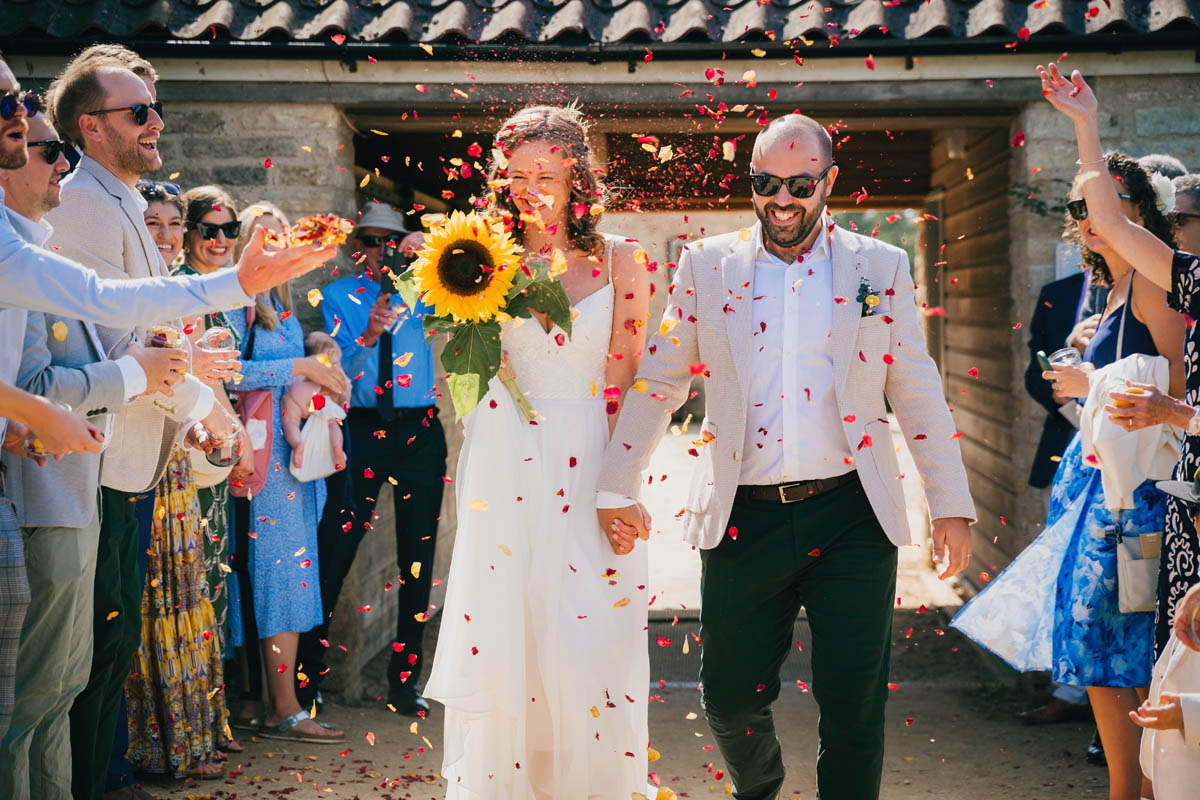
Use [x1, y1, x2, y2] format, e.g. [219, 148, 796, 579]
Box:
[1040, 62, 1200, 796]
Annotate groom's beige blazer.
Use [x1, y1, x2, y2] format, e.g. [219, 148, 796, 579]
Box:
[597, 222, 976, 549]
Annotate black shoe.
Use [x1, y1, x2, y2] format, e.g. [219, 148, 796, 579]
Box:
[387, 686, 431, 717]
[1086, 730, 1106, 767]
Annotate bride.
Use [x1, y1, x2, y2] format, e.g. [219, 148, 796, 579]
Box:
[424, 105, 653, 798]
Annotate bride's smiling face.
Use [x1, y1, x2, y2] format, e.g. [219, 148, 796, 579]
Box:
[506, 139, 569, 229]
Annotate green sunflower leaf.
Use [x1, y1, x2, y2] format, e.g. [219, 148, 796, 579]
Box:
[439, 320, 502, 418]
[516, 277, 573, 338]
[422, 314, 455, 343]
[389, 267, 422, 311]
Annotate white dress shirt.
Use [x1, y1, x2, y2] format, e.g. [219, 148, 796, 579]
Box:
[739, 223, 853, 484]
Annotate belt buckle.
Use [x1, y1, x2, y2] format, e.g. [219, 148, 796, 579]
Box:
[778, 482, 804, 504]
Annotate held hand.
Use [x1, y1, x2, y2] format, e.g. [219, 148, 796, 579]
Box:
[1067, 313, 1101, 355]
[1042, 363, 1092, 398]
[399, 232, 424, 256]
[2, 420, 47, 467]
[1038, 63, 1099, 124]
[124, 340, 187, 396]
[1129, 692, 1186, 731]
[931, 517, 972, 580]
[1104, 381, 1186, 432]
[190, 344, 242, 385]
[598, 504, 649, 556]
[202, 404, 239, 440]
[184, 422, 213, 453]
[25, 397, 103, 456]
[1173, 582, 1200, 651]
[297, 356, 351, 401]
[361, 293, 399, 347]
[236, 225, 338, 298]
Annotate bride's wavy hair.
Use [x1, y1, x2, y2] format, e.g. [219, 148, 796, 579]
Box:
[484, 104, 610, 258]
[1064, 151, 1176, 288]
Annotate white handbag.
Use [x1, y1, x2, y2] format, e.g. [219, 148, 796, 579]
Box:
[1116, 528, 1162, 614]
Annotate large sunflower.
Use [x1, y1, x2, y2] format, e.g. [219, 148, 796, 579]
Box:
[411, 211, 522, 323]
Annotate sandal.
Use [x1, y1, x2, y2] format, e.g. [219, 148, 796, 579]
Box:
[257, 711, 345, 745]
[186, 762, 225, 781]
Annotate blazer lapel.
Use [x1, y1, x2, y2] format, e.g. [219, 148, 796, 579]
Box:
[830, 225, 866, 391]
[721, 224, 760, 400]
[81, 158, 159, 279]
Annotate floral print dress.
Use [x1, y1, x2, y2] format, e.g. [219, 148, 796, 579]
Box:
[1160, 249, 1200, 652]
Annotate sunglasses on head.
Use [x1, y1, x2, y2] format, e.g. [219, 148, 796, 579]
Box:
[85, 101, 163, 126]
[27, 138, 70, 164]
[1066, 194, 1134, 221]
[135, 180, 181, 197]
[749, 164, 834, 199]
[1170, 211, 1200, 224]
[357, 234, 393, 248]
[0, 90, 41, 121]
[189, 220, 242, 240]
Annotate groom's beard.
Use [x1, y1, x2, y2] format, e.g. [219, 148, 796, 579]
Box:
[755, 194, 826, 250]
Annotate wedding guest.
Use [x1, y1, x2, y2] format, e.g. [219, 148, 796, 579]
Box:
[1037, 66, 1200, 670]
[1135, 478, 1200, 800]
[139, 180, 183, 267]
[225, 204, 349, 744]
[122, 182, 241, 781]
[45, 57, 239, 800]
[296, 203, 441, 717]
[1171, 175, 1200, 255]
[0, 112, 176, 800]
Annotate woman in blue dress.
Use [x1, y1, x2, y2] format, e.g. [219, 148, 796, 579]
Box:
[226, 207, 350, 744]
[953, 150, 1183, 800]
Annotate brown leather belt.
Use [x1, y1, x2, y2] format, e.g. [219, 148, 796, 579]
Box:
[736, 472, 858, 504]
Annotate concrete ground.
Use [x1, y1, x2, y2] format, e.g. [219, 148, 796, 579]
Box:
[143, 422, 1109, 799]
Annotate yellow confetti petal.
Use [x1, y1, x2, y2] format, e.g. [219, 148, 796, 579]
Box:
[647, 746, 660, 762]
[410, 561, 421, 579]
[738, 228, 753, 242]
[307, 288, 324, 307]
[168, 171, 180, 180]
[659, 318, 679, 336]
[741, 69, 757, 86]
[589, 706, 600, 718]
[657, 789, 678, 800]
[469, 498, 489, 512]
[369, 129, 388, 136]
[51, 321, 68, 341]
[106, 611, 119, 621]
[365, 731, 376, 746]
[632, 379, 649, 393]
[359, 173, 371, 188]
[498, 544, 512, 557]
[301, 145, 312, 153]
[682, 637, 690, 654]
[409, 721, 419, 734]
[419, 43, 434, 55]
[750, 48, 767, 57]
[613, 597, 631, 609]
[722, 141, 736, 161]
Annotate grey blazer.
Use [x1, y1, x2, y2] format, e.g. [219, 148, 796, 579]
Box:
[45, 156, 180, 493]
[1, 311, 127, 529]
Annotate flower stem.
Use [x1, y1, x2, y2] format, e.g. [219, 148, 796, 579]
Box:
[501, 375, 536, 421]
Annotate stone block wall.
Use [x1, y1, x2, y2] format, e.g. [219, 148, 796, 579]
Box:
[1003, 73, 1200, 568]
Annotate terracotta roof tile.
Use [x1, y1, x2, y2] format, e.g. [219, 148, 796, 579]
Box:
[0, 0, 1195, 47]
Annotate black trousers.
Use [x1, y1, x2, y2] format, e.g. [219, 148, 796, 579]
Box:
[297, 406, 446, 705]
[70, 488, 145, 800]
[699, 475, 897, 800]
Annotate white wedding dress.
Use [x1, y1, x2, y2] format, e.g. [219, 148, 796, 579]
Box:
[425, 236, 650, 799]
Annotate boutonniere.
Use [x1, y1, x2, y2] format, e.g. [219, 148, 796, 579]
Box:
[857, 280, 880, 317]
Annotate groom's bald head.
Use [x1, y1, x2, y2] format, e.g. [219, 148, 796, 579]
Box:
[751, 113, 832, 171]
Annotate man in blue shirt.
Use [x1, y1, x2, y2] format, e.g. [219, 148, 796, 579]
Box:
[298, 203, 445, 716]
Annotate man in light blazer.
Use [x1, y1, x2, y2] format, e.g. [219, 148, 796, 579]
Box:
[597, 114, 976, 800]
[43, 59, 232, 800]
[0, 111, 184, 800]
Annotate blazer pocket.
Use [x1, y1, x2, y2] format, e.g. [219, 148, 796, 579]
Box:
[685, 443, 716, 514]
[866, 419, 905, 506]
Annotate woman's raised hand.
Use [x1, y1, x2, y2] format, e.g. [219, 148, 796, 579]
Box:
[1041, 362, 1093, 399]
[1037, 63, 1098, 125]
[297, 355, 350, 400]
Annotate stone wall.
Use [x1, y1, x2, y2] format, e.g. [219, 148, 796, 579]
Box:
[1001, 73, 1200, 579]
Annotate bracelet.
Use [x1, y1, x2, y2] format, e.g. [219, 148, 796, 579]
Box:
[1075, 157, 1106, 166]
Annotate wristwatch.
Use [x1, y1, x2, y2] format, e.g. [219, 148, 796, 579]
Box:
[1187, 408, 1200, 437]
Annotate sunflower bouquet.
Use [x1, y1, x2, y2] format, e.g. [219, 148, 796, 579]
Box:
[391, 210, 572, 420]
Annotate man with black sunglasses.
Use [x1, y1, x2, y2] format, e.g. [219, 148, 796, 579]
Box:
[597, 113, 975, 800]
[295, 203, 444, 718]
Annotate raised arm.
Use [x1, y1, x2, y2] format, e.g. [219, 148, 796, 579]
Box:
[1038, 64, 1177, 292]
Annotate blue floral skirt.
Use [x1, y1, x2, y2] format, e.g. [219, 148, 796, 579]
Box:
[953, 435, 1158, 687]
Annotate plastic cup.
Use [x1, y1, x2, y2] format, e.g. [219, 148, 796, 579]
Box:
[1049, 347, 1082, 367]
[1113, 386, 1145, 409]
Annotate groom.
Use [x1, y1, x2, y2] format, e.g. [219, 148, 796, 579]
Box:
[597, 114, 976, 800]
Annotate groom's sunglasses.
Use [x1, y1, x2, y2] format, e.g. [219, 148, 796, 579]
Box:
[0, 90, 41, 121]
[85, 101, 163, 127]
[750, 164, 834, 199]
[1066, 194, 1133, 221]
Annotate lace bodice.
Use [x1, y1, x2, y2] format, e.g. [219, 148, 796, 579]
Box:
[501, 237, 615, 400]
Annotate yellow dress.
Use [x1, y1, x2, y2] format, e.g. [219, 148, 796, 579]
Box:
[125, 448, 230, 775]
